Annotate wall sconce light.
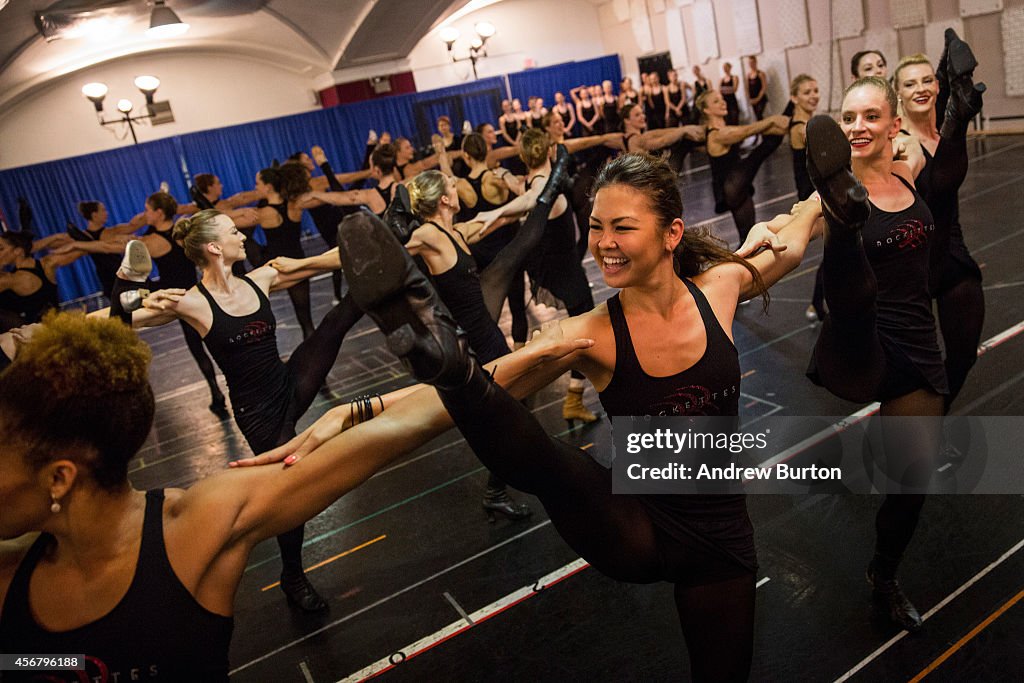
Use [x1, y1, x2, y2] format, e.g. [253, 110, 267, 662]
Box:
[440, 21, 496, 80]
[81, 76, 174, 144]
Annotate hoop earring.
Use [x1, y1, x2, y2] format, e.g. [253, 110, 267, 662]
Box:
[50, 494, 61, 514]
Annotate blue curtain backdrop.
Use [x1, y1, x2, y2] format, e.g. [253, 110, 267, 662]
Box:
[0, 56, 621, 302]
[508, 55, 621, 110]
[0, 138, 188, 301]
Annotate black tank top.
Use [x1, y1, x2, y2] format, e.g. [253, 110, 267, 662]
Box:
[599, 281, 739, 417]
[0, 260, 58, 322]
[707, 127, 741, 213]
[602, 99, 620, 130]
[747, 73, 763, 99]
[579, 101, 594, 123]
[145, 226, 197, 289]
[649, 87, 667, 115]
[720, 77, 737, 97]
[557, 106, 572, 128]
[374, 183, 393, 217]
[529, 112, 544, 128]
[0, 490, 233, 681]
[599, 281, 745, 520]
[694, 79, 709, 97]
[262, 203, 304, 259]
[463, 173, 513, 269]
[503, 118, 519, 140]
[667, 86, 684, 108]
[863, 175, 947, 393]
[426, 224, 509, 363]
[197, 275, 291, 409]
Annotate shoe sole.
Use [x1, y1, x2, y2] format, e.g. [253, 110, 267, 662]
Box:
[336, 213, 433, 361]
[124, 240, 153, 278]
[805, 115, 869, 224]
[947, 37, 977, 79]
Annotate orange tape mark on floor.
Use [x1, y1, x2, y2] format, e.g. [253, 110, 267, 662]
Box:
[261, 534, 387, 591]
[741, 369, 757, 379]
[908, 586, 1024, 682]
[581, 443, 594, 450]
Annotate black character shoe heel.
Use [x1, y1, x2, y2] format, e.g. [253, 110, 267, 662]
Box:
[337, 212, 473, 388]
[805, 115, 870, 231]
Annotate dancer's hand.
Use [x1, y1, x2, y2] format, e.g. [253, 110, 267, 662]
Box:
[736, 222, 787, 258]
[10, 323, 40, 349]
[790, 196, 822, 218]
[526, 320, 595, 362]
[311, 145, 328, 165]
[474, 209, 501, 231]
[268, 256, 304, 273]
[230, 407, 349, 468]
[142, 288, 187, 311]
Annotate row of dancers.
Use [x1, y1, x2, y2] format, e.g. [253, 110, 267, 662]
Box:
[0, 29, 990, 680]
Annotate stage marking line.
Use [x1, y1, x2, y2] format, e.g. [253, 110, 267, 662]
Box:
[260, 535, 386, 591]
[442, 591, 474, 626]
[229, 521, 554, 676]
[741, 369, 757, 379]
[832, 537, 1024, 683]
[339, 570, 772, 682]
[908, 586, 1024, 683]
[339, 559, 591, 682]
[755, 318, 1024, 472]
[299, 660, 315, 683]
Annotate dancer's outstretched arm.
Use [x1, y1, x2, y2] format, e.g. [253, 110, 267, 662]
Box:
[233, 328, 596, 468]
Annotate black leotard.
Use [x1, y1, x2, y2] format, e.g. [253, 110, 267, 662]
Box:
[263, 203, 305, 259]
[460, 173, 512, 270]
[648, 86, 667, 128]
[602, 98, 621, 131]
[808, 175, 948, 400]
[502, 118, 519, 142]
[599, 282, 754, 572]
[529, 112, 544, 129]
[145, 226, 198, 289]
[693, 79, 709, 97]
[0, 260, 58, 323]
[747, 73, 764, 100]
[789, 120, 813, 200]
[197, 275, 292, 442]
[557, 106, 572, 129]
[425, 224, 510, 363]
[0, 489, 233, 682]
[579, 101, 596, 131]
[666, 87, 686, 125]
[374, 184, 394, 217]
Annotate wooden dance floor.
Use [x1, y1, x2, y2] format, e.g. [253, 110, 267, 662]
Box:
[129, 136, 1024, 682]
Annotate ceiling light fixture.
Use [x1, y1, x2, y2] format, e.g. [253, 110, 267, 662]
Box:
[146, 1, 190, 39]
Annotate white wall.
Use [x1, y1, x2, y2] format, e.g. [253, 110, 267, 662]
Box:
[598, 0, 1024, 123]
[0, 51, 321, 170]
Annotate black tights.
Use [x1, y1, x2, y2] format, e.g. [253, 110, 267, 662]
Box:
[262, 294, 366, 572]
[676, 577, 756, 682]
[178, 319, 223, 402]
[285, 279, 316, 340]
[936, 272, 984, 409]
[814, 223, 943, 576]
[436, 370, 757, 679]
[717, 134, 784, 242]
[436, 369, 754, 680]
[478, 194, 561, 322]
